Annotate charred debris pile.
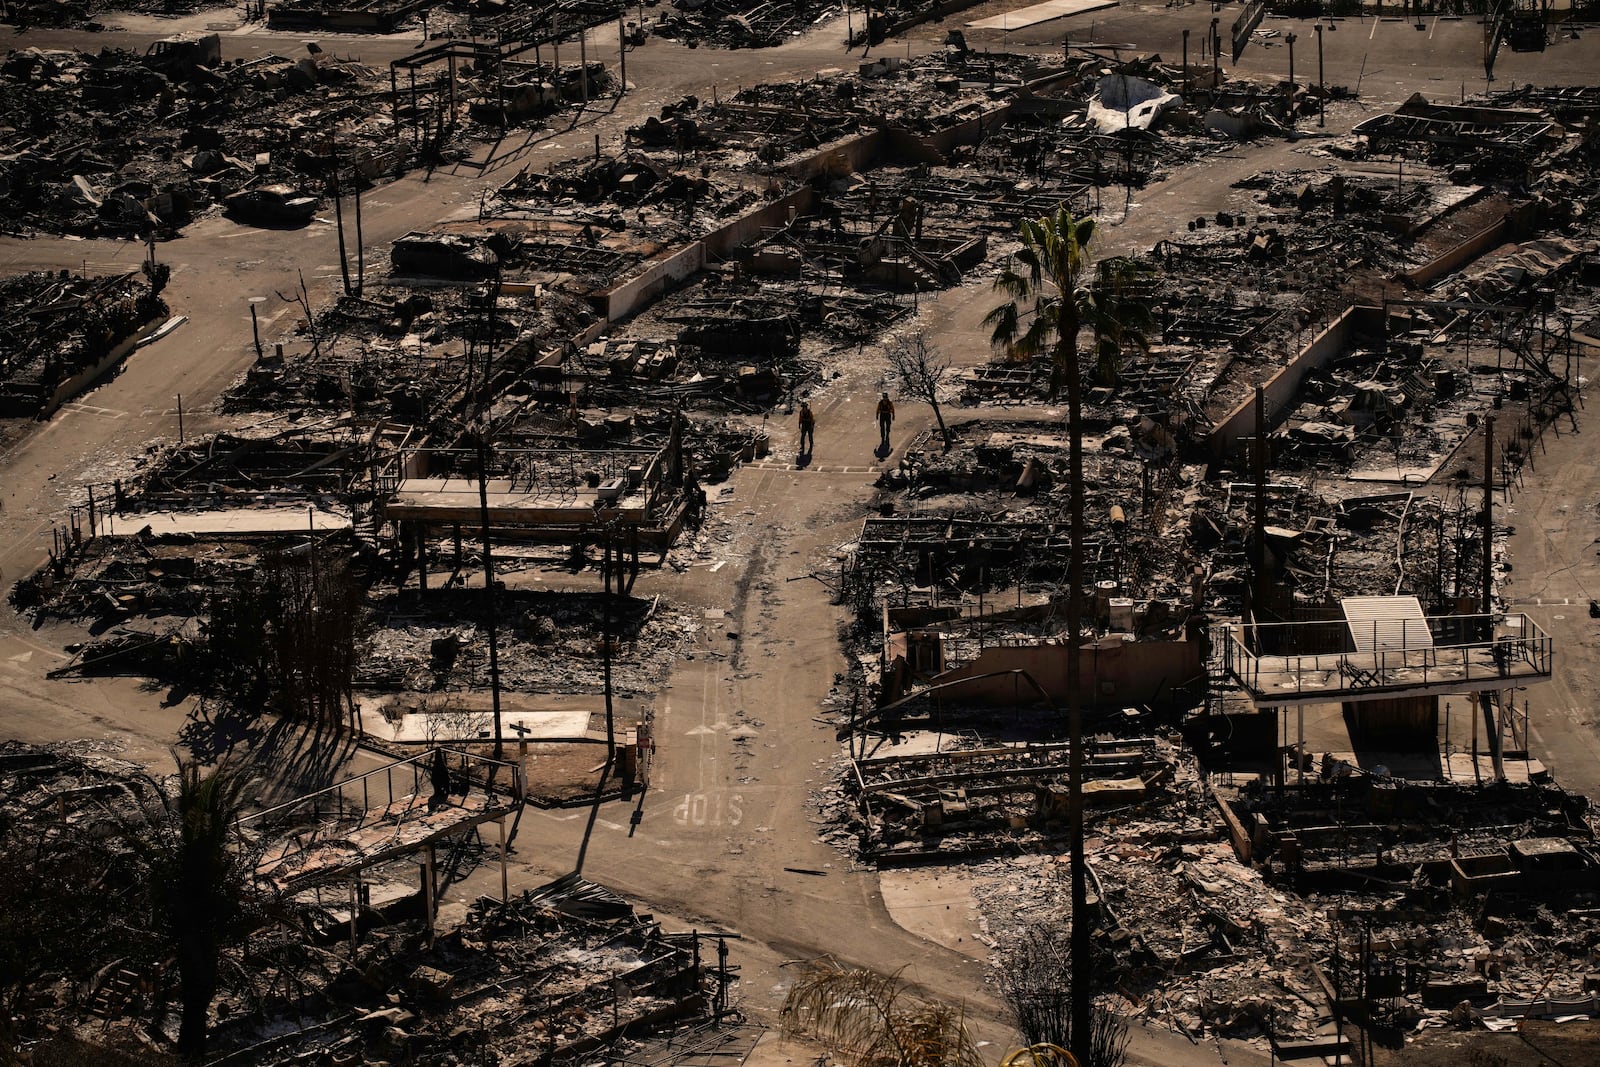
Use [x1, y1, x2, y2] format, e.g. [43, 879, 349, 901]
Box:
[811, 82, 1600, 1051]
[937, 763, 1600, 1045]
[0, 38, 399, 237]
[0, 268, 168, 421]
[15, 416, 709, 704]
[0, 742, 731, 1065]
[0, 24, 627, 240]
[224, 284, 603, 421]
[3, 0, 209, 28]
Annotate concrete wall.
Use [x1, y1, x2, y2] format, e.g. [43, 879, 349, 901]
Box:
[595, 94, 1019, 326]
[1403, 218, 1512, 290]
[596, 241, 706, 321]
[883, 127, 948, 167]
[930, 102, 1014, 157]
[45, 315, 168, 417]
[928, 635, 1202, 706]
[786, 128, 887, 183]
[1209, 304, 1384, 458]
[1401, 202, 1539, 289]
[782, 101, 1014, 184]
[703, 186, 815, 260]
[594, 186, 815, 322]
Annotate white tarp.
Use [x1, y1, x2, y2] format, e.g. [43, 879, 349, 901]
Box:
[1086, 73, 1180, 133]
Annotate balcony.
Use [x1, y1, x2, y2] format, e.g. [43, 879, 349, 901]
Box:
[1223, 612, 1553, 707]
[243, 747, 524, 895]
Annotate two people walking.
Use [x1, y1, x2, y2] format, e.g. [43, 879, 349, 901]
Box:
[794, 391, 895, 459]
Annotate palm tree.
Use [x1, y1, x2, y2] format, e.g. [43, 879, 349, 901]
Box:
[982, 206, 1145, 1066]
[997, 927, 1130, 1067]
[143, 760, 255, 1059]
[780, 958, 985, 1067]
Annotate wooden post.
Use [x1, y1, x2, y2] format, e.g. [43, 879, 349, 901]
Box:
[1253, 384, 1267, 606]
[499, 817, 509, 902]
[447, 53, 457, 125]
[416, 523, 428, 594]
[423, 845, 436, 938]
[331, 142, 351, 296]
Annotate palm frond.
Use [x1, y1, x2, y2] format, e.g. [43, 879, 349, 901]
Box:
[782, 959, 985, 1067]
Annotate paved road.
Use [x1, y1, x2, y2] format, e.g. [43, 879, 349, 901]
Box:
[4, 7, 1600, 1066]
[1499, 407, 1600, 800]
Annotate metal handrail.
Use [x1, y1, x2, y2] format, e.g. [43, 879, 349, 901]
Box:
[240, 746, 523, 829]
[1223, 614, 1552, 698]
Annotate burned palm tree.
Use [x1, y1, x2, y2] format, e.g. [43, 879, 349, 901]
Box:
[983, 206, 1147, 1066]
[140, 760, 256, 1059]
[780, 958, 985, 1067]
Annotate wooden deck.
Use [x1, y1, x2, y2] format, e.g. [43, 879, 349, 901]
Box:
[243, 748, 523, 895]
[254, 790, 518, 893]
[1229, 640, 1551, 707]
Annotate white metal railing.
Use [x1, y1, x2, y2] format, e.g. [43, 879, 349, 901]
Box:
[1224, 613, 1552, 700]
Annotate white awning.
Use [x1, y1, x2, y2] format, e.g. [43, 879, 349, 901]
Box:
[1342, 595, 1434, 653]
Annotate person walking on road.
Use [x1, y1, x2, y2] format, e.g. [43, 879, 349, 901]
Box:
[875, 391, 895, 450]
[798, 400, 815, 455]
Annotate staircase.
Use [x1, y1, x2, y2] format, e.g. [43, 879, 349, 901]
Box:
[87, 964, 146, 1019]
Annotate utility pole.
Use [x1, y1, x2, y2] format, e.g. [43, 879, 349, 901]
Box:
[1286, 32, 1298, 126]
[1482, 415, 1495, 617]
[477, 428, 504, 761]
[1211, 18, 1221, 91]
[602, 527, 617, 766]
[1254, 384, 1268, 609]
[330, 141, 352, 296]
[1182, 28, 1190, 95]
[354, 172, 365, 295]
[1316, 23, 1326, 127]
[476, 272, 505, 761]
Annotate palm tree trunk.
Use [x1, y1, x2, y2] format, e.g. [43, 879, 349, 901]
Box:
[1062, 332, 1091, 1063]
[176, 935, 217, 1058]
